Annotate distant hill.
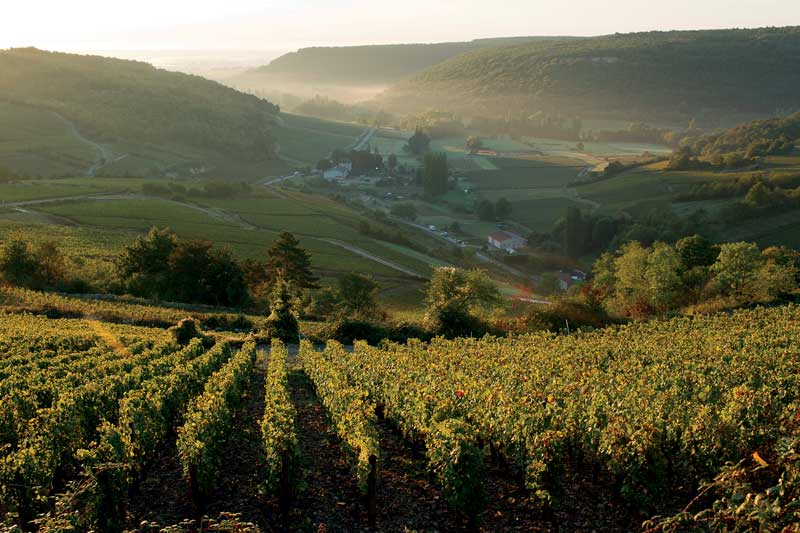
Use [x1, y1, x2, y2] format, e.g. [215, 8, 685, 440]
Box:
[231, 37, 573, 103]
[374, 27, 800, 122]
[244, 37, 564, 85]
[0, 48, 283, 177]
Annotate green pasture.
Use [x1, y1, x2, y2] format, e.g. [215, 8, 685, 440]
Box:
[276, 114, 364, 164]
[523, 136, 671, 158]
[27, 189, 440, 278]
[576, 169, 719, 211]
[0, 102, 96, 177]
[467, 157, 583, 191]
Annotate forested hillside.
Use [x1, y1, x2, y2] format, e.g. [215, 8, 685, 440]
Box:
[0, 48, 281, 170]
[236, 36, 564, 87]
[375, 27, 800, 121]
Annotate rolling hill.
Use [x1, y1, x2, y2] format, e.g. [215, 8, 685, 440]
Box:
[230, 37, 571, 103]
[0, 48, 284, 178]
[374, 27, 800, 123]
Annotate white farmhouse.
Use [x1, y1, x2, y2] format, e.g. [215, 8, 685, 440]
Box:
[488, 230, 527, 252]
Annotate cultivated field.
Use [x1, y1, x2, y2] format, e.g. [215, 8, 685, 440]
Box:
[1, 302, 797, 531]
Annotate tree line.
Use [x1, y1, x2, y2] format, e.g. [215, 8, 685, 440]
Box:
[0, 229, 318, 310]
[589, 236, 800, 317]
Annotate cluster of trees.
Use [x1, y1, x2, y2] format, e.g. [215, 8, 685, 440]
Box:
[398, 110, 465, 139]
[716, 183, 800, 225]
[328, 148, 385, 175]
[405, 128, 432, 156]
[590, 123, 676, 145]
[666, 149, 753, 171]
[390, 202, 418, 221]
[470, 113, 582, 141]
[117, 228, 249, 307]
[476, 198, 512, 221]
[591, 236, 799, 317]
[529, 204, 711, 262]
[664, 112, 799, 172]
[675, 173, 800, 203]
[557, 207, 629, 258]
[680, 112, 800, 159]
[0, 48, 281, 162]
[0, 241, 71, 291]
[349, 150, 385, 175]
[292, 95, 394, 126]
[0, 228, 323, 317]
[306, 273, 380, 322]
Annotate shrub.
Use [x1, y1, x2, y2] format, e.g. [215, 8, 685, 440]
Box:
[169, 318, 203, 345]
[262, 312, 299, 344]
[200, 313, 254, 332]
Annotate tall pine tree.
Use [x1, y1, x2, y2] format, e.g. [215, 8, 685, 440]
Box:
[265, 232, 319, 292]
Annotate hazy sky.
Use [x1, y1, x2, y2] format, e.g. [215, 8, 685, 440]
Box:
[3, 0, 799, 52]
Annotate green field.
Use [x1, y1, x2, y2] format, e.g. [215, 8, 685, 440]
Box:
[0, 176, 149, 203]
[31, 196, 422, 276]
[0, 102, 97, 177]
[0, 176, 452, 307]
[524, 136, 671, 158]
[576, 168, 722, 211]
[467, 157, 583, 191]
[495, 196, 587, 230]
[276, 114, 364, 164]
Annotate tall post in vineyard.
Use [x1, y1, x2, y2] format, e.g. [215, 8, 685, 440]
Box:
[280, 450, 291, 515]
[188, 463, 204, 518]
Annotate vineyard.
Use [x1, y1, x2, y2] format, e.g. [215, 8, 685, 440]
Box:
[1, 305, 799, 531]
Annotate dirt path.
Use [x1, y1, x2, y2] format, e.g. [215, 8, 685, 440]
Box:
[286, 369, 367, 531]
[371, 418, 460, 531]
[202, 352, 278, 527]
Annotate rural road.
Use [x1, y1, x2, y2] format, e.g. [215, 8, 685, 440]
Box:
[314, 238, 425, 279]
[390, 217, 528, 279]
[350, 127, 377, 151]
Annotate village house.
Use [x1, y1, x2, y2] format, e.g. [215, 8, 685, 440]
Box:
[487, 230, 527, 253]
